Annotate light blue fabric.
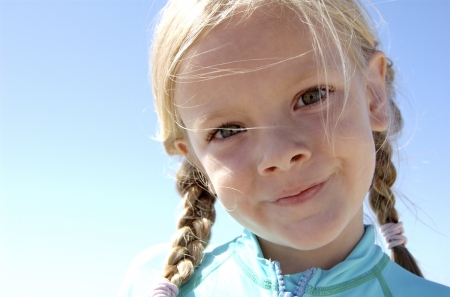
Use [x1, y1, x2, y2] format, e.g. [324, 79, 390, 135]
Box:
[118, 226, 450, 297]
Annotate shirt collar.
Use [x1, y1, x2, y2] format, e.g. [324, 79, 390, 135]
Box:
[232, 225, 386, 289]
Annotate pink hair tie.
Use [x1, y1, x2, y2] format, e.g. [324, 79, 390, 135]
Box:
[380, 222, 408, 249]
[149, 278, 179, 297]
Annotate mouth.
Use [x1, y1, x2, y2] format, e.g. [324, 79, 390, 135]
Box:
[267, 179, 329, 206]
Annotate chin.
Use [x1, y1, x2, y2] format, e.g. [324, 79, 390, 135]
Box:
[281, 214, 355, 251]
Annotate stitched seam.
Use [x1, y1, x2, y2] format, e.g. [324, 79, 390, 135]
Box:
[306, 270, 376, 296]
[178, 243, 235, 297]
[373, 256, 393, 297]
[306, 254, 390, 296]
[232, 252, 276, 290]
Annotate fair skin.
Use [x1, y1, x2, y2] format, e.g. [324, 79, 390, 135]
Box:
[174, 8, 388, 274]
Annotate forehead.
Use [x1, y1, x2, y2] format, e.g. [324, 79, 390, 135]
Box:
[176, 7, 314, 78]
[182, 8, 308, 67]
[173, 7, 336, 126]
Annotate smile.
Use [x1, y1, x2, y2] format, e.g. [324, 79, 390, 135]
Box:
[267, 179, 329, 206]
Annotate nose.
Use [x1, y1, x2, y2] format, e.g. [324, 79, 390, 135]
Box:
[256, 127, 312, 176]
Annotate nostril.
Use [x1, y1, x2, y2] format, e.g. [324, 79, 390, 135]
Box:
[291, 154, 302, 162]
[267, 166, 276, 172]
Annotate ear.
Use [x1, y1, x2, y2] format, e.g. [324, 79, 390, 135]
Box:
[367, 51, 389, 132]
[174, 138, 190, 157]
[173, 138, 217, 196]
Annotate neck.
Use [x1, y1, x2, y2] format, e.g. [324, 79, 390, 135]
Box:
[257, 211, 365, 274]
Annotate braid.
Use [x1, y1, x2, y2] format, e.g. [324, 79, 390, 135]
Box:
[162, 160, 216, 287]
[369, 131, 423, 277]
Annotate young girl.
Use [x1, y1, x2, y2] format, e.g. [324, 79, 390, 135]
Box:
[120, 0, 450, 296]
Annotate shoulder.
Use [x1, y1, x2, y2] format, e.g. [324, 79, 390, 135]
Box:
[383, 261, 450, 296]
[117, 243, 170, 297]
[117, 240, 238, 297]
[179, 240, 237, 293]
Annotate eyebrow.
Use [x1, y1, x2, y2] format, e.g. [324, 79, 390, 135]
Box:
[284, 69, 318, 90]
[191, 111, 238, 131]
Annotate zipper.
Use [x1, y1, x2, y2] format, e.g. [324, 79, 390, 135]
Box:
[294, 267, 316, 297]
[273, 261, 316, 297]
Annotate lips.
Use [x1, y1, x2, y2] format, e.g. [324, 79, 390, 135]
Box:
[267, 179, 328, 206]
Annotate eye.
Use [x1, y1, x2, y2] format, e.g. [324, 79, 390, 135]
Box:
[209, 124, 246, 141]
[295, 87, 330, 108]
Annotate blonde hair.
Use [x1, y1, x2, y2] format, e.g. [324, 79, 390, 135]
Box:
[151, 0, 423, 287]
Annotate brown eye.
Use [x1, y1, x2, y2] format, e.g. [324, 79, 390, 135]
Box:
[300, 88, 326, 105]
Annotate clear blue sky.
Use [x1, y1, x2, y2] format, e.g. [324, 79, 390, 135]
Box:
[0, 1, 449, 296]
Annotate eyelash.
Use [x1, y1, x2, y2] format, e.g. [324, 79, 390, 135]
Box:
[206, 122, 246, 142]
[294, 85, 335, 109]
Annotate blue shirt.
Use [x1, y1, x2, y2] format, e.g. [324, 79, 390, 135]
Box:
[118, 226, 450, 296]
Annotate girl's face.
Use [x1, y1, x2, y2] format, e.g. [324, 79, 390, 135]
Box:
[174, 9, 387, 257]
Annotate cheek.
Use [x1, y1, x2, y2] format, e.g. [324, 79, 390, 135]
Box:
[330, 92, 375, 146]
[200, 152, 253, 209]
[333, 109, 377, 193]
